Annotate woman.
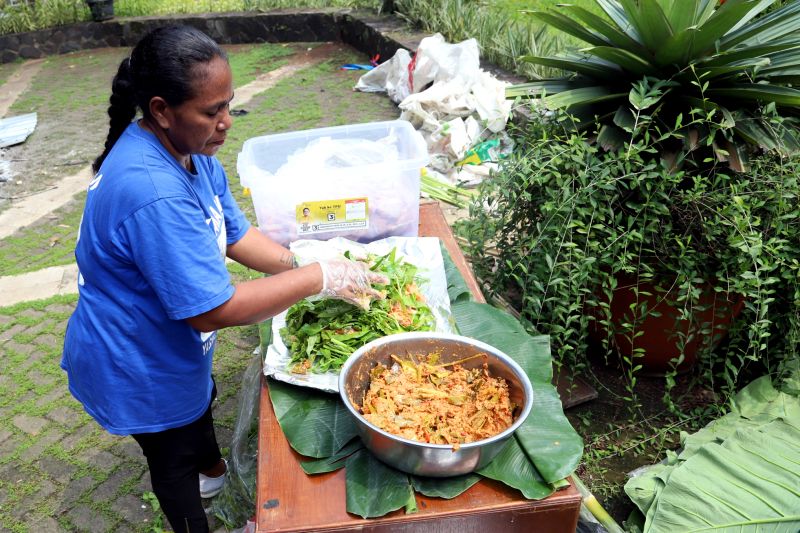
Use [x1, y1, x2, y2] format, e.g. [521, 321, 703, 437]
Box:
[62, 25, 386, 533]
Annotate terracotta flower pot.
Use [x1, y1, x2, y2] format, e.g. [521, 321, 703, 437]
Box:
[586, 274, 747, 377]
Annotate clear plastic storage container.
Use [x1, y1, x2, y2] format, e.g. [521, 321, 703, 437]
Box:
[237, 121, 429, 247]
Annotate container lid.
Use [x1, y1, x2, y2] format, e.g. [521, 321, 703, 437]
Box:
[236, 121, 429, 189]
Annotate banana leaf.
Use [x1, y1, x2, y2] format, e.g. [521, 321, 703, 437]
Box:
[625, 462, 677, 518]
[345, 449, 416, 519]
[625, 368, 800, 533]
[680, 375, 800, 460]
[646, 418, 800, 533]
[476, 435, 553, 500]
[780, 358, 800, 395]
[440, 243, 473, 305]
[300, 439, 365, 475]
[450, 302, 584, 484]
[268, 378, 357, 458]
[411, 473, 482, 498]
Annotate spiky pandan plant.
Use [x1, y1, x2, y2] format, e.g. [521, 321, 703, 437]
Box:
[508, 0, 800, 171]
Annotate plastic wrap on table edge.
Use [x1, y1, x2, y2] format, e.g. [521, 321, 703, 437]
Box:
[264, 236, 454, 393]
[211, 353, 261, 528]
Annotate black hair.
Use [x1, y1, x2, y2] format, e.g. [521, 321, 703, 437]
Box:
[92, 25, 229, 173]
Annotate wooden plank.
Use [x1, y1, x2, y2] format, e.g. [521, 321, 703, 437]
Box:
[256, 374, 581, 532]
[418, 201, 486, 304]
[553, 364, 599, 409]
[255, 203, 582, 532]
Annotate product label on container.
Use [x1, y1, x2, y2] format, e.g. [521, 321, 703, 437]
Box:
[296, 198, 369, 235]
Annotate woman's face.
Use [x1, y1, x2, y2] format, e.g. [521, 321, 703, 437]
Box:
[164, 56, 234, 158]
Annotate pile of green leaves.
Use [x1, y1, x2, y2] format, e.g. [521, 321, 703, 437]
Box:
[267, 246, 583, 518]
[624, 363, 800, 532]
[280, 249, 436, 373]
[509, 0, 800, 172]
[458, 82, 800, 410]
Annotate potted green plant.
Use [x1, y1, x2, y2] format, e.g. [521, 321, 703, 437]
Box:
[459, 0, 800, 400]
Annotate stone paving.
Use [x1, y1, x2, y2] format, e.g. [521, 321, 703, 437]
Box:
[0, 287, 261, 532]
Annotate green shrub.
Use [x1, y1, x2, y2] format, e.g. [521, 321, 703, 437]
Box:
[0, 0, 88, 36]
[508, 0, 800, 171]
[458, 83, 800, 408]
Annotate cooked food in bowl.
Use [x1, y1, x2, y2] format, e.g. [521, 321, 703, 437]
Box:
[360, 352, 515, 450]
[340, 332, 533, 477]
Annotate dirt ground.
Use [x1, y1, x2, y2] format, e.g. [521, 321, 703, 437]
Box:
[0, 48, 129, 209]
[565, 347, 727, 522]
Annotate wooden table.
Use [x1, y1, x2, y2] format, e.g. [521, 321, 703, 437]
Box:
[255, 202, 583, 533]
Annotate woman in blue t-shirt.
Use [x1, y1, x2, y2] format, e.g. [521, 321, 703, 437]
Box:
[62, 26, 387, 533]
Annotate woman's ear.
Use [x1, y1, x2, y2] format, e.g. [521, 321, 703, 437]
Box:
[148, 96, 173, 130]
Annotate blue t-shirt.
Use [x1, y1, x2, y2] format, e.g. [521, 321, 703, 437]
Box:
[62, 122, 250, 435]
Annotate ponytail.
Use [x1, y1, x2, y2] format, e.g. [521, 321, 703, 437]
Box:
[93, 57, 136, 173]
[92, 25, 228, 174]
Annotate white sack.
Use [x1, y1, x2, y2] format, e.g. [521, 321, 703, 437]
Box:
[354, 48, 412, 103]
[355, 33, 513, 184]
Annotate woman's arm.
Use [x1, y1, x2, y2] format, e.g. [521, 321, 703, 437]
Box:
[185, 263, 323, 331]
[225, 226, 295, 274]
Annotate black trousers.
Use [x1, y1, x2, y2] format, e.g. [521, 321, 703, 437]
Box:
[133, 381, 221, 533]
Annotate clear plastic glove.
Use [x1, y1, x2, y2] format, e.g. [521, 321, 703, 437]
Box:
[317, 259, 391, 310]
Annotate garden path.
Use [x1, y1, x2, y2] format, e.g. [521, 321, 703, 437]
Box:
[0, 58, 43, 118]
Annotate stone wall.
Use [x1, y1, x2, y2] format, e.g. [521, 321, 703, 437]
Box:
[0, 8, 525, 84]
[0, 9, 408, 64]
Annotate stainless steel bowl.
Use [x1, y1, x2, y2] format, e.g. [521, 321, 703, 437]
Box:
[339, 332, 533, 477]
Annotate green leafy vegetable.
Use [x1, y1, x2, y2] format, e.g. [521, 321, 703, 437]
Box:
[280, 248, 437, 373]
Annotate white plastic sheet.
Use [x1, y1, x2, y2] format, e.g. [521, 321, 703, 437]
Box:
[264, 236, 454, 393]
[355, 34, 513, 187]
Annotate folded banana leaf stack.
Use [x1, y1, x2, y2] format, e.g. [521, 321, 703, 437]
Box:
[625, 359, 800, 533]
[265, 244, 584, 518]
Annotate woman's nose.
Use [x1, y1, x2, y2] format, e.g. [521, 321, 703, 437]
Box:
[218, 107, 232, 131]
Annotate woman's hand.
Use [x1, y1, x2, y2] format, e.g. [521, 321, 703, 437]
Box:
[318, 259, 391, 310]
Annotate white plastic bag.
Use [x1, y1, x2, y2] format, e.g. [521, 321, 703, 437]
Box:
[355, 33, 513, 184]
[354, 48, 412, 102]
